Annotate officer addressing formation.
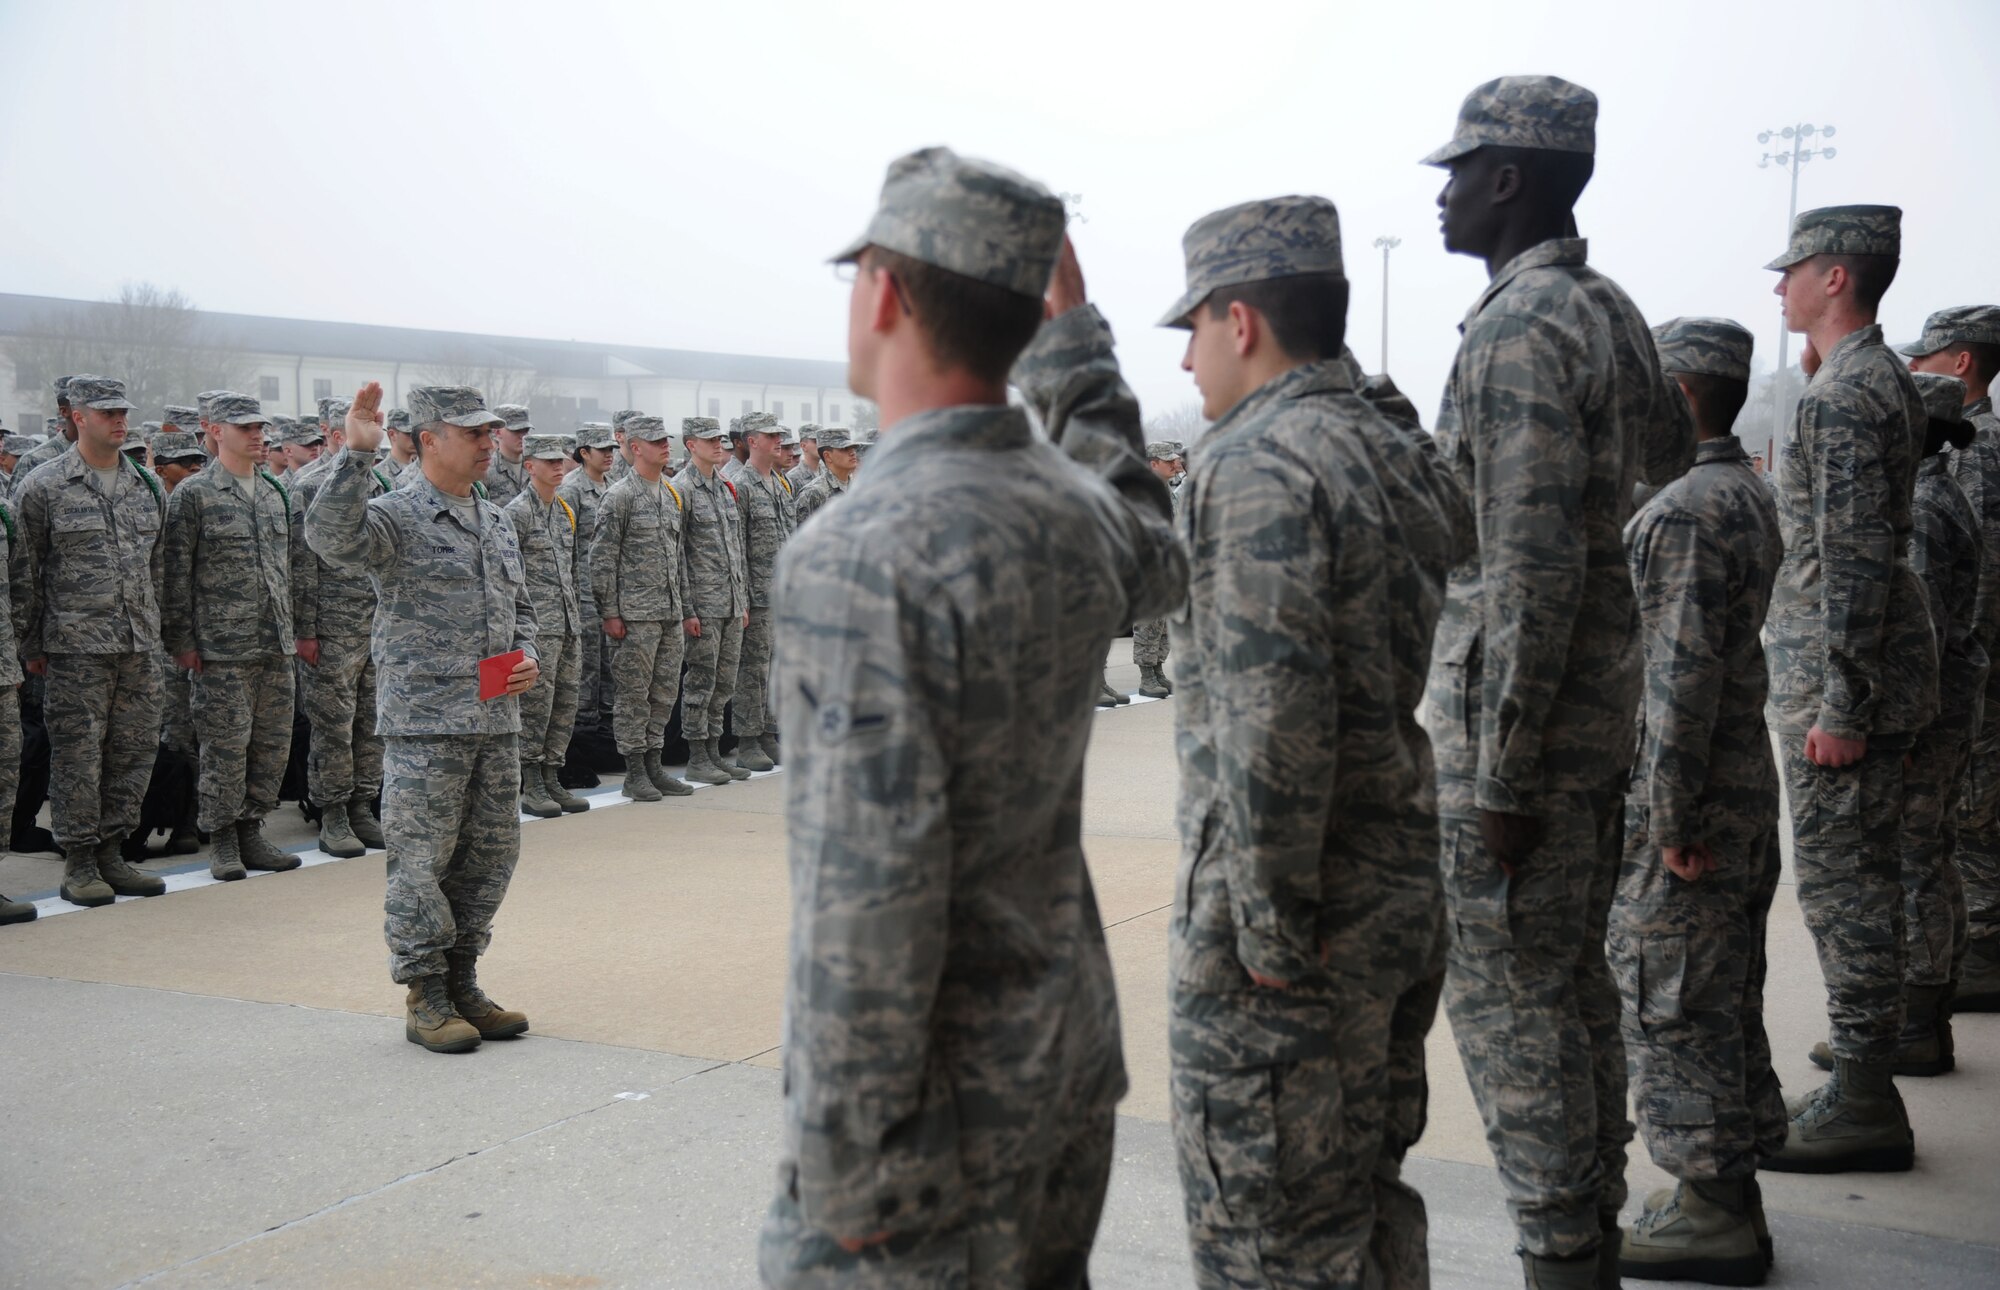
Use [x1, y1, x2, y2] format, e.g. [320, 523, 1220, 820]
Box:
[4, 65, 1998, 1290]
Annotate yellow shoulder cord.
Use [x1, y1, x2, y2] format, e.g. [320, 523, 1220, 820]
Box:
[554, 494, 576, 532]
[663, 480, 683, 510]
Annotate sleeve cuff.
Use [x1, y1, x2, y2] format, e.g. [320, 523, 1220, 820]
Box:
[1815, 707, 1869, 742]
[1235, 926, 1318, 985]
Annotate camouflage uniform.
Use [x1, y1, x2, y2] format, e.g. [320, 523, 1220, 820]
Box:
[785, 425, 822, 493]
[485, 404, 531, 507]
[723, 414, 797, 743]
[16, 378, 168, 855]
[504, 438, 584, 771]
[289, 448, 391, 816]
[162, 407, 298, 836]
[1130, 440, 1183, 674]
[1417, 77, 1695, 1261]
[13, 410, 80, 490]
[1607, 318, 1788, 1188]
[558, 423, 615, 737]
[1903, 308, 2000, 994]
[1901, 374, 1987, 995]
[760, 148, 1185, 1289]
[0, 492, 27, 856]
[1764, 210, 1936, 1066]
[589, 418, 689, 759]
[1156, 197, 1460, 1290]
[153, 419, 205, 757]
[304, 387, 537, 985]
[792, 425, 858, 527]
[608, 409, 640, 484]
[673, 422, 749, 745]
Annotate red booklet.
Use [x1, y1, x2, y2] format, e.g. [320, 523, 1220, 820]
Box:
[478, 649, 526, 701]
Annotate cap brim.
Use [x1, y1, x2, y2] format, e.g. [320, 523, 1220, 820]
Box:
[1898, 337, 1947, 357]
[829, 235, 868, 266]
[444, 411, 505, 428]
[1156, 287, 1207, 330]
[1763, 249, 1809, 271]
[84, 398, 137, 411]
[1419, 137, 1479, 168]
[222, 415, 270, 426]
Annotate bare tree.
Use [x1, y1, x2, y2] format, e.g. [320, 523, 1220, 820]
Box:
[6, 283, 255, 423]
[1144, 399, 1209, 445]
[416, 346, 551, 407]
[849, 399, 880, 434]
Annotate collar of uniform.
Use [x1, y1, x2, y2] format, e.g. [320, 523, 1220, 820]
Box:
[1816, 322, 1886, 378]
[864, 403, 1029, 477]
[411, 474, 483, 526]
[1464, 237, 1589, 329]
[1968, 395, 1993, 421]
[1694, 434, 1747, 465]
[57, 444, 131, 485]
[1195, 358, 1358, 460]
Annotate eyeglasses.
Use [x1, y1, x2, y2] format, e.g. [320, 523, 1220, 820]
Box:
[833, 257, 912, 316]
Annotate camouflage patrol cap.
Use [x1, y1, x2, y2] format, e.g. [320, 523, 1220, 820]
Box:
[407, 386, 503, 430]
[683, 416, 726, 440]
[624, 415, 671, 442]
[816, 425, 859, 451]
[1651, 316, 1755, 382]
[494, 403, 533, 432]
[317, 397, 351, 427]
[852, 431, 877, 453]
[386, 408, 412, 432]
[611, 409, 642, 433]
[1, 434, 36, 455]
[779, 425, 801, 447]
[44, 417, 62, 436]
[163, 405, 200, 430]
[135, 421, 160, 441]
[1158, 195, 1345, 329]
[1145, 441, 1183, 461]
[53, 375, 75, 401]
[739, 411, 780, 435]
[265, 415, 296, 445]
[1912, 372, 1968, 423]
[293, 420, 326, 445]
[150, 430, 207, 462]
[198, 390, 238, 419]
[66, 375, 136, 411]
[522, 433, 573, 461]
[1765, 205, 1901, 271]
[1421, 75, 1597, 167]
[574, 422, 613, 449]
[209, 393, 270, 426]
[832, 145, 1066, 299]
[1899, 305, 2000, 358]
[796, 422, 821, 441]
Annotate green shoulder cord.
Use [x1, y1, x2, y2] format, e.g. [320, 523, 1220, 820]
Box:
[125, 456, 165, 508]
[258, 469, 292, 522]
[0, 499, 14, 544]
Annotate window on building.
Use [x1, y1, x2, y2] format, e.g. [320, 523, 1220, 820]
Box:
[707, 398, 720, 418]
[258, 376, 280, 403]
[312, 378, 332, 401]
[772, 401, 784, 420]
[740, 399, 754, 415]
[828, 402, 841, 423]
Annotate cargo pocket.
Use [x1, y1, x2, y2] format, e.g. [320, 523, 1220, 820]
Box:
[1637, 933, 1689, 1031]
[1441, 817, 1513, 952]
[1177, 1067, 1278, 1228]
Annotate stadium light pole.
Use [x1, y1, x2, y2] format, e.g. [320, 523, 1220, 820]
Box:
[1372, 235, 1401, 374]
[1758, 123, 1837, 452]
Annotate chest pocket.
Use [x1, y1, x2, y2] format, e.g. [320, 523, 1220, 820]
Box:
[206, 507, 254, 541]
[53, 507, 106, 542]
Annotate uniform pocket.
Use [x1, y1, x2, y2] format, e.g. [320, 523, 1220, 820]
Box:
[1637, 933, 1689, 1030]
[1441, 817, 1512, 951]
[1174, 1055, 1345, 1230]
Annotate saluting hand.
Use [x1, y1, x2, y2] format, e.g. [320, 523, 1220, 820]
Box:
[345, 382, 386, 453]
[1044, 234, 1087, 321]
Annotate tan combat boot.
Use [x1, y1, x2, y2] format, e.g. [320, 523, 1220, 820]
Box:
[348, 796, 386, 848]
[208, 825, 247, 882]
[1520, 1250, 1601, 1289]
[518, 762, 561, 818]
[622, 753, 664, 801]
[734, 735, 775, 773]
[317, 803, 366, 858]
[643, 749, 694, 797]
[1, 892, 38, 924]
[237, 819, 301, 872]
[1764, 1057, 1913, 1174]
[683, 739, 732, 786]
[1138, 663, 1173, 699]
[542, 765, 590, 814]
[405, 976, 481, 1053]
[445, 950, 528, 1039]
[713, 738, 751, 780]
[757, 733, 781, 767]
[1618, 1180, 1763, 1285]
[96, 839, 166, 898]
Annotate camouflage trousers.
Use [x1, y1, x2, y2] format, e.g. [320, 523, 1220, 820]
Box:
[733, 607, 775, 738]
[1951, 730, 2000, 965]
[160, 653, 196, 755]
[1781, 736, 1908, 1061]
[1904, 731, 1971, 986]
[191, 656, 295, 832]
[609, 620, 684, 756]
[1610, 795, 1787, 1181]
[682, 613, 743, 741]
[45, 651, 162, 850]
[0, 687, 20, 844]
[574, 602, 607, 735]
[381, 732, 521, 984]
[300, 636, 382, 808]
[519, 629, 581, 766]
[1438, 786, 1631, 1259]
[1132, 618, 1170, 668]
[760, 1103, 1113, 1290]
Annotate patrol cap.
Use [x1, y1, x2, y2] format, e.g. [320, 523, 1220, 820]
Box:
[624, 415, 672, 442]
[739, 411, 780, 436]
[1912, 372, 1968, 424]
[163, 405, 201, 430]
[683, 416, 726, 440]
[494, 403, 533, 432]
[852, 431, 877, 453]
[150, 430, 207, 462]
[1651, 316, 1755, 382]
[1421, 75, 1597, 167]
[1145, 441, 1183, 461]
[796, 422, 821, 442]
[816, 425, 859, 451]
[407, 386, 503, 430]
[66, 375, 136, 411]
[266, 415, 296, 445]
[523, 433, 573, 461]
[1765, 204, 1901, 271]
[53, 375, 75, 401]
[1899, 305, 2000, 358]
[1, 434, 36, 455]
[779, 425, 801, 447]
[293, 421, 326, 445]
[386, 408, 412, 432]
[611, 409, 642, 433]
[44, 417, 62, 436]
[208, 393, 270, 426]
[317, 396, 351, 426]
[199, 390, 237, 419]
[135, 421, 161, 441]
[832, 145, 1067, 299]
[1159, 195, 1345, 329]
[574, 422, 613, 449]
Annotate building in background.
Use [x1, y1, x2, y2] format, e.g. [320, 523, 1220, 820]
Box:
[0, 292, 859, 437]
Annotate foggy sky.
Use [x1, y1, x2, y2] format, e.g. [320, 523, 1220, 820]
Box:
[5, 0, 1997, 448]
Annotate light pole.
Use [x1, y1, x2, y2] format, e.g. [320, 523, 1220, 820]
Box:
[1372, 235, 1400, 374]
[1758, 123, 1837, 450]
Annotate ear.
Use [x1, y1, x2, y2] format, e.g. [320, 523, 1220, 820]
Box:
[1822, 262, 1849, 299]
[868, 266, 900, 336]
[1490, 159, 1524, 206]
[1229, 300, 1260, 359]
[1954, 350, 1975, 380]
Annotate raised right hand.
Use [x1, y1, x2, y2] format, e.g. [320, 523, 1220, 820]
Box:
[345, 382, 385, 453]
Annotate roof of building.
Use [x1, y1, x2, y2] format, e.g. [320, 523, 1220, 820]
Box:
[0, 292, 849, 389]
